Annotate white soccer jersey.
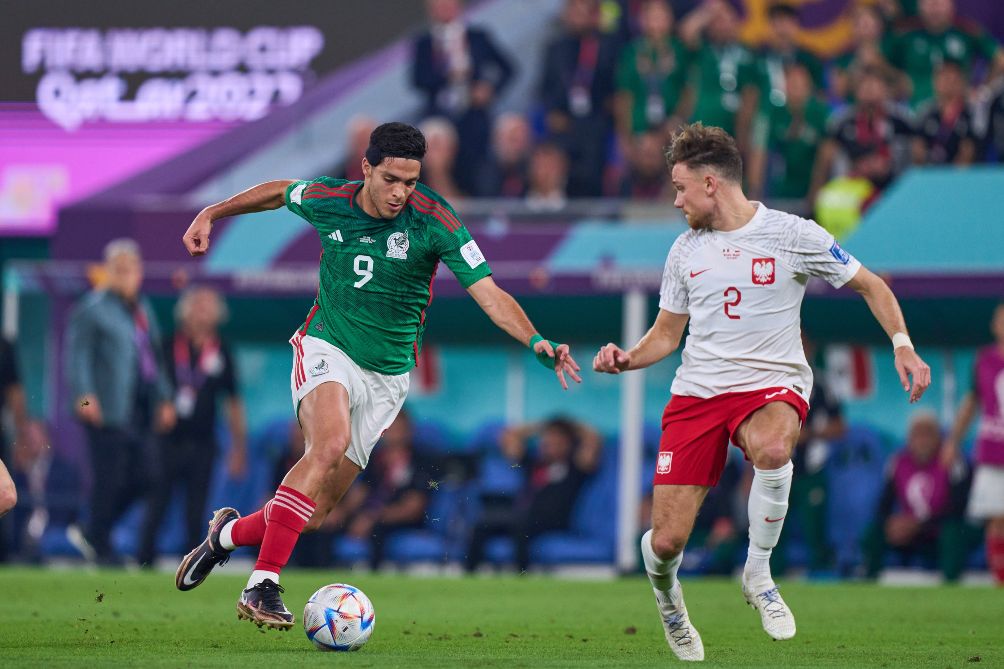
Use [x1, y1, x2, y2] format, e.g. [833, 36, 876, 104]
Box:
[659, 203, 861, 402]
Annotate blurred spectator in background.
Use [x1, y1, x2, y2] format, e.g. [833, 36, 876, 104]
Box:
[864, 410, 972, 581]
[618, 130, 671, 199]
[335, 409, 431, 570]
[525, 142, 571, 212]
[912, 60, 978, 164]
[539, 0, 620, 197]
[335, 115, 378, 182]
[679, 0, 759, 151]
[418, 117, 465, 200]
[66, 239, 175, 565]
[477, 112, 533, 197]
[138, 286, 247, 567]
[756, 3, 825, 115]
[772, 333, 845, 575]
[7, 420, 50, 562]
[411, 0, 515, 195]
[982, 83, 1004, 161]
[0, 336, 32, 560]
[614, 0, 690, 145]
[465, 416, 601, 573]
[830, 3, 901, 103]
[887, 0, 1004, 108]
[944, 302, 1004, 584]
[810, 66, 914, 205]
[748, 61, 828, 210]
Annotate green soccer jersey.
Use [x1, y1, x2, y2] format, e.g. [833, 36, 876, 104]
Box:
[752, 95, 829, 199]
[284, 178, 492, 375]
[616, 36, 690, 133]
[889, 25, 1000, 106]
[689, 42, 758, 135]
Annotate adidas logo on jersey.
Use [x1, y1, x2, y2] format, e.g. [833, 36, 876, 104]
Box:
[328, 230, 343, 242]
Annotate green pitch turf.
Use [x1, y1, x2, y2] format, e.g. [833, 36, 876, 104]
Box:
[0, 568, 1000, 668]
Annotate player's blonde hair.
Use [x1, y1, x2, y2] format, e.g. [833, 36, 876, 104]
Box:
[665, 122, 743, 184]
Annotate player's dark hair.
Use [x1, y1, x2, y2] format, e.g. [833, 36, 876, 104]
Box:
[365, 122, 426, 167]
[665, 122, 743, 184]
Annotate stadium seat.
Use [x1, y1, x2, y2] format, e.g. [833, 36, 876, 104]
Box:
[826, 423, 887, 576]
[532, 445, 618, 566]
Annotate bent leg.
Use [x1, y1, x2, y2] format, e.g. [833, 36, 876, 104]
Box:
[734, 401, 800, 587]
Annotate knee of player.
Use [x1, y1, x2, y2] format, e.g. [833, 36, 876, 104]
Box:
[651, 529, 687, 560]
[750, 440, 792, 470]
[306, 435, 350, 469]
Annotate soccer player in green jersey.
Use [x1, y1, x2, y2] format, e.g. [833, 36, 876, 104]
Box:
[174, 122, 581, 629]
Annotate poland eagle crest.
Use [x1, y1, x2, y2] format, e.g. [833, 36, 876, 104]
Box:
[752, 257, 775, 285]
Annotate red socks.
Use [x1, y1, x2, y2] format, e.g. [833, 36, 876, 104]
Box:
[254, 485, 317, 574]
[989, 535, 1004, 585]
[230, 509, 267, 547]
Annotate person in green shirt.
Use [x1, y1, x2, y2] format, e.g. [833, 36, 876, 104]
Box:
[749, 62, 829, 210]
[615, 0, 691, 142]
[173, 122, 581, 629]
[829, 3, 906, 103]
[888, 0, 1004, 107]
[679, 0, 760, 150]
[755, 3, 825, 114]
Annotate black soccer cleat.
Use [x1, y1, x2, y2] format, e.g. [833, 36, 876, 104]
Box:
[236, 579, 295, 630]
[175, 507, 239, 591]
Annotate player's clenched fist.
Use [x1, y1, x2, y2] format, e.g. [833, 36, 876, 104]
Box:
[183, 211, 214, 256]
[593, 343, 631, 374]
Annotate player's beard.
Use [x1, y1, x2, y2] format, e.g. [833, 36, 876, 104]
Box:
[366, 186, 400, 220]
[686, 210, 714, 231]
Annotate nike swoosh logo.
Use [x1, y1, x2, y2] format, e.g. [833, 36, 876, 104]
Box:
[765, 516, 785, 523]
[689, 268, 711, 278]
[764, 389, 789, 399]
[181, 554, 204, 587]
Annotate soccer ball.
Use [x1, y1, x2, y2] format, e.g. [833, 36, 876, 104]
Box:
[303, 583, 375, 651]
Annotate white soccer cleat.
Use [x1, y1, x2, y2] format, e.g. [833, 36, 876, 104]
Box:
[653, 585, 705, 661]
[742, 582, 796, 640]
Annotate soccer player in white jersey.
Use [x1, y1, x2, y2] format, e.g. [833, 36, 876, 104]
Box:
[593, 123, 931, 661]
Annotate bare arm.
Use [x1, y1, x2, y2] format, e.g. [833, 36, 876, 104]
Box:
[943, 391, 975, 454]
[182, 179, 297, 256]
[845, 266, 931, 402]
[808, 138, 837, 204]
[593, 309, 689, 374]
[467, 277, 581, 389]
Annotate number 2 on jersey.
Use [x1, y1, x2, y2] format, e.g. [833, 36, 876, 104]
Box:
[723, 286, 741, 319]
[353, 255, 373, 288]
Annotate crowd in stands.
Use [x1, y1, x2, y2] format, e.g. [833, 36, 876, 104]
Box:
[399, 0, 1004, 232]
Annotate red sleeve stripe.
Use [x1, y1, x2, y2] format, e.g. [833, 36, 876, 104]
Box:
[305, 183, 353, 194]
[303, 192, 353, 200]
[409, 199, 460, 232]
[409, 190, 461, 231]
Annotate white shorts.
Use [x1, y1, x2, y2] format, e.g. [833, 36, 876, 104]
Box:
[290, 332, 409, 469]
[967, 464, 1004, 520]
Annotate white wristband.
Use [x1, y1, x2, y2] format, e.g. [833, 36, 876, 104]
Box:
[892, 332, 913, 350]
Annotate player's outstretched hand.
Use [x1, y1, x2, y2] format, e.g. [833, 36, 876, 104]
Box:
[894, 347, 931, 403]
[593, 343, 631, 374]
[533, 340, 582, 390]
[183, 211, 213, 256]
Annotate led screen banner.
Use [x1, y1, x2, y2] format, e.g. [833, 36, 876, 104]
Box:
[0, 0, 424, 236]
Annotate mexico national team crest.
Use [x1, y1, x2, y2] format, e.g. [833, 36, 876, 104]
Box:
[386, 231, 409, 259]
[657, 451, 673, 475]
[752, 257, 775, 285]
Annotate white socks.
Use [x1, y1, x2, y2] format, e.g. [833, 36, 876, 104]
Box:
[247, 570, 280, 589]
[745, 461, 793, 587]
[641, 529, 683, 603]
[219, 519, 237, 551]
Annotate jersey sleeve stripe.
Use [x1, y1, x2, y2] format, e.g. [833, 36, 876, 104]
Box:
[409, 191, 462, 230]
[303, 191, 353, 200]
[410, 200, 460, 232]
[305, 183, 353, 194]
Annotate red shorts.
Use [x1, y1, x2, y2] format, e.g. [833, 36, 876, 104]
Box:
[653, 387, 809, 487]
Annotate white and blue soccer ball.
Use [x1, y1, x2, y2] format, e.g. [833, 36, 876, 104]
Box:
[303, 583, 375, 651]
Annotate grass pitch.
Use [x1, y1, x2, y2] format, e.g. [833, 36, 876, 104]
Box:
[0, 567, 1000, 668]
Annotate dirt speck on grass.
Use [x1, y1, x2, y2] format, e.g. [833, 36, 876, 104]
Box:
[95, 592, 104, 603]
[624, 626, 637, 635]
[968, 657, 982, 663]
